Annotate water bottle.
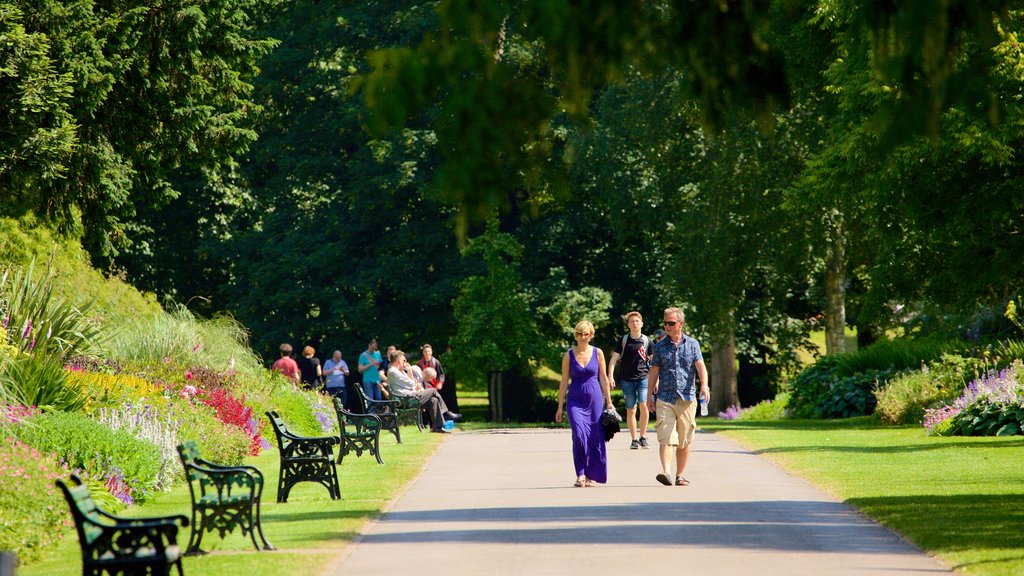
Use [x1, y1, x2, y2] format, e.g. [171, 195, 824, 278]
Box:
[443, 419, 455, 431]
[699, 398, 709, 417]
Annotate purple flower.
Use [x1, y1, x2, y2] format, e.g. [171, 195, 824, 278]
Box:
[21, 320, 32, 339]
[717, 405, 742, 420]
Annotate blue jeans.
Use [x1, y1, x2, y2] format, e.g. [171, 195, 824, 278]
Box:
[362, 380, 383, 402]
[620, 378, 649, 409]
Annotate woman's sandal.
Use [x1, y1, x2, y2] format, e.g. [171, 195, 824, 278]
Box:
[574, 478, 585, 488]
[584, 479, 597, 487]
[675, 476, 690, 486]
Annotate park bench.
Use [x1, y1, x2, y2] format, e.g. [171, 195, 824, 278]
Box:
[354, 385, 406, 442]
[384, 382, 426, 431]
[176, 440, 274, 555]
[265, 410, 341, 503]
[56, 474, 189, 576]
[332, 397, 384, 465]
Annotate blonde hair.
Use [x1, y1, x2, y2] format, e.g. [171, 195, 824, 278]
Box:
[623, 310, 642, 322]
[573, 320, 595, 336]
[664, 307, 685, 323]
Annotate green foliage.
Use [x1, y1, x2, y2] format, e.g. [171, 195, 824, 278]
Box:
[875, 353, 1000, 427]
[0, 354, 84, 412]
[2, 0, 277, 266]
[0, 437, 72, 563]
[875, 371, 946, 425]
[0, 259, 103, 358]
[449, 221, 545, 380]
[941, 398, 1024, 437]
[832, 337, 960, 376]
[786, 354, 843, 418]
[175, 401, 252, 466]
[104, 304, 263, 380]
[736, 392, 790, 421]
[13, 411, 162, 503]
[815, 369, 900, 419]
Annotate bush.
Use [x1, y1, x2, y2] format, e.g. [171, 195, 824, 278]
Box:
[875, 372, 943, 425]
[174, 401, 252, 465]
[0, 436, 72, 563]
[786, 355, 843, 418]
[12, 411, 162, 504]
[0, 353, 84, 411]
[96, 401, 180, 491]
[816, 369, 900, 418]
[740, 393, 790, 421]
[926, 360, 1024, 436]
[832, 336, 962, 377]
[875, 354, 986, 425]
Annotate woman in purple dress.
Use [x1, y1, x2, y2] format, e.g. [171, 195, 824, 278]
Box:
[555, 320, 615, 487]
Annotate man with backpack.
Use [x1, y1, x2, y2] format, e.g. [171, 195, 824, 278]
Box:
[606, 311, 653, 449]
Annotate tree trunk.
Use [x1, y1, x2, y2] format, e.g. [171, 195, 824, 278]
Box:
[824, 213, 847, 355]
[488, 371, 503, 422]
[709, 329, 739, 414]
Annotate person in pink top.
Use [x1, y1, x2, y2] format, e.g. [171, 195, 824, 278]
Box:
[271, 343, 301, 383]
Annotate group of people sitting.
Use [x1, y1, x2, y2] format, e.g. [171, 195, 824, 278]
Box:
[271, 339, 461, 433]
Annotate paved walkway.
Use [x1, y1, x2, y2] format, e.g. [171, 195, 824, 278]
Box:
[333, 428, 952, 575]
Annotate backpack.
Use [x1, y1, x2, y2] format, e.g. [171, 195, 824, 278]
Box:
[621, 333, 652, 367]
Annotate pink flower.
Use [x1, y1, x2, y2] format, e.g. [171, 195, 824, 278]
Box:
[185, 371, 194, 380]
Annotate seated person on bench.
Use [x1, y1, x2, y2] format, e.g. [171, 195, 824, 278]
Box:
[386, 350, 461, 432]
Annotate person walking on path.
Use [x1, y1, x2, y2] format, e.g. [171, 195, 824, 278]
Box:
[606, 310, 653, 450]
[358, 339, 385, 402]
[555, 320, 615, 487]
[646, 307, 709, 487]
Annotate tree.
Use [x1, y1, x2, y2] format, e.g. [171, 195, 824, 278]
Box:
[361, 0, 1014, 237]
[448, 220, 549, 420]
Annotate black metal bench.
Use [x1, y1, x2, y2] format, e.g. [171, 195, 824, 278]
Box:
[332, 397, 384, 465]
[56, 474, 189, 576]
[176, 440, 274, 555]
[265, 410, 341, 503]
[354, 385, 405, 442]
[384, 383, 426, 432]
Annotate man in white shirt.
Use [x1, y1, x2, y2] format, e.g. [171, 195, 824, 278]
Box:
[386, 350, 461, 432]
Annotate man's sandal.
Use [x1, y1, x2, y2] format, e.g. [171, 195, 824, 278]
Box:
[675, 476, 690, 486]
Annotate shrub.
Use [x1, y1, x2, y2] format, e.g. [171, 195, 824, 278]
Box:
[0, 260, 103, 358]
[815, 369, 899, 418]
[741, 393, 790, 421]
[875, 354, 985, 425]
[875, 372, 943, 425]
[832, 336, 962, 377]
[13, 411, 162, 504]
[66, 368, 166, 413]
[96, 401, 180, 491]
[786, 355, 843, 418]
[0, 436, 73, 563]
[925, 360, 1024, 436]
[0, 353, 85, 411]
[174, 400, 252, 466]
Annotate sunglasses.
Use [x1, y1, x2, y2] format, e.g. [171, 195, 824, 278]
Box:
[663, 321, 680, 327]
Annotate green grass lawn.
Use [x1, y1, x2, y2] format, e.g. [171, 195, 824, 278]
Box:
[702, 418, 1024, 576]
[22, 426, 443, 576]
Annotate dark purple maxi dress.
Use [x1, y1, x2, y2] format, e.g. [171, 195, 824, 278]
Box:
[567, 347, 607, 483]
